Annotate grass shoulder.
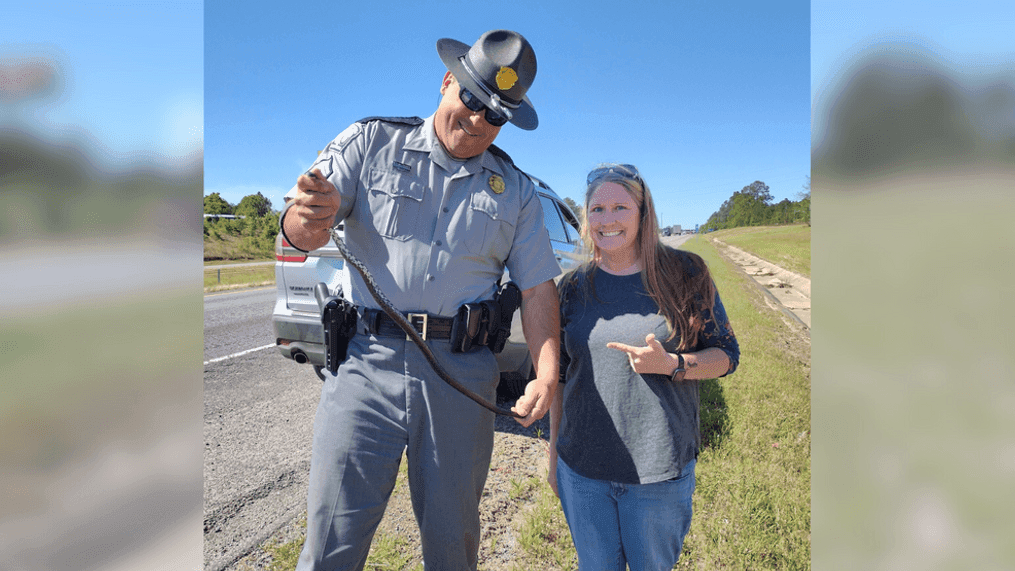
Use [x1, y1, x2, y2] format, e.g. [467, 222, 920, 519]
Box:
[204, 232, 276, 292]
[706, 224, 810, 278]
[203, 264, 275, 293]
[674, 236, 810, 569]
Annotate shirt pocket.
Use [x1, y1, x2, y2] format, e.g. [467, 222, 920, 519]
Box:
[364, 167, 426, 240]
[465, 191, 516, 261]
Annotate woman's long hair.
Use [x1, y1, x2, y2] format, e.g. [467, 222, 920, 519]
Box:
[565, 165, 717, 350]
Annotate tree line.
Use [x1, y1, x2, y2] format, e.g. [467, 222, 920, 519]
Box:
[204, 192, 279, 259]
[700, 178, 810, 232]
[204, 177, 810, 260]
[560, 179, 809, 237]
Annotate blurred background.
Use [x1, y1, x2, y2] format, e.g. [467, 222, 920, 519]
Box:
[2, 1, 1013, 570]
[812, 1, 1015, 569]
[1, 2, 203, 570]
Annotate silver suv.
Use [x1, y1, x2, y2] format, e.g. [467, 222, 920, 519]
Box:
[272, 174, 583, 398]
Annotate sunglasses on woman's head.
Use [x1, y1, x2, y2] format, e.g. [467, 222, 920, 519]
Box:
[587, 164, 643, 186]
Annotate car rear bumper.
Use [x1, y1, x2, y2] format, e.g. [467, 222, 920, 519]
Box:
[273, 312, 326, 367]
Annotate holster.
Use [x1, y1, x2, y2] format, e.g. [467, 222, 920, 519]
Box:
[449, 282, 521, 354]
[315, 282, 358, 374]
[487, 282, 521, 354]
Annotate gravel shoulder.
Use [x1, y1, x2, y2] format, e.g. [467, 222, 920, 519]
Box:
[230, 409, 551, 571]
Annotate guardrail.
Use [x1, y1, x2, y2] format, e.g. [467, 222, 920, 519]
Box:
[204, 262, 274, 287]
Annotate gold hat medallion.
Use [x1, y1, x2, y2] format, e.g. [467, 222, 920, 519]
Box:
[495, 67, 518, 91]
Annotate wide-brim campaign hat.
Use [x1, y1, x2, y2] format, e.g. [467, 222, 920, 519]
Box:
[437, 30, 538, 130]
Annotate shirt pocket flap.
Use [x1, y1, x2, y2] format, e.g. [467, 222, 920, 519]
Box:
[470, 191, 502, 221]
[366, 167, 425, 201]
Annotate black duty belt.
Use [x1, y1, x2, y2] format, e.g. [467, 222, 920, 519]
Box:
[363, 308, 454, 340]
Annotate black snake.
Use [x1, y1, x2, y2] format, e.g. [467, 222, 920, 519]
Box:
[327, 226, 525, 419]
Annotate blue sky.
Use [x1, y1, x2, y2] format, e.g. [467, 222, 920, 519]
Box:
[204, 0, 811, 229]
[8, 2, 1010, 229]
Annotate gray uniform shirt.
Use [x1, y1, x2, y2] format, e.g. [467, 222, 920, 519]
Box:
[285, 114, 560, 316]
[557, 264, 739, 484]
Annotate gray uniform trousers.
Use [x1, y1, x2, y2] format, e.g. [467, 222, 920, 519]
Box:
[296, 323, 498, 571]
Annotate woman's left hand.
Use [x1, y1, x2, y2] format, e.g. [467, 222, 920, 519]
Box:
[606, 333, 677, 376]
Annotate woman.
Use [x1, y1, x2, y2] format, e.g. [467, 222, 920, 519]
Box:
[549, 163, 740, 570]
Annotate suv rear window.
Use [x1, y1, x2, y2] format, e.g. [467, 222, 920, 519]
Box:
[540, 195, 572, 244]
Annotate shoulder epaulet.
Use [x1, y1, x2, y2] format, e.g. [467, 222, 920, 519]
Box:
[485, 143, 514, 166]
[356, 116, 424, 126]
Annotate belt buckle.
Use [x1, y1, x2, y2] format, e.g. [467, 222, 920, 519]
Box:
[407, 313, 428, 341]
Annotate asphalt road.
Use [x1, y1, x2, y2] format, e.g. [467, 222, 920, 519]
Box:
[203, 287, 322, 571]
[661, 232, 693, 249]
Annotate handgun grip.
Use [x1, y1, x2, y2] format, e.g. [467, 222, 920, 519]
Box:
[314, 282, 331, 310]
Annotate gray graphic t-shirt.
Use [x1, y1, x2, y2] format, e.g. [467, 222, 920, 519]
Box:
[557, 264, 738, 484]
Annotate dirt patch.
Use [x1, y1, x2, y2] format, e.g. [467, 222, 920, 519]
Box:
[362, 414, 552, 571]
[230, 413, 552, 571]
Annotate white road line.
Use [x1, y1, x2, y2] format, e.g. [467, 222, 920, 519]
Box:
[204, 344, 276, 365]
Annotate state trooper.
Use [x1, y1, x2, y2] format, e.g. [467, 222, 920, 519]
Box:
[280, 30, 561, 570]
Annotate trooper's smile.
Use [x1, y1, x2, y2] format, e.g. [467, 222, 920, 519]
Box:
[434, 73, 501, 159]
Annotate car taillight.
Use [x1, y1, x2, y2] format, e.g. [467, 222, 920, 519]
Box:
[276, 235, 307, 262]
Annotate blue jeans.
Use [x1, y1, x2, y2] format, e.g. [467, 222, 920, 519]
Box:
[556, 456, 696, 571]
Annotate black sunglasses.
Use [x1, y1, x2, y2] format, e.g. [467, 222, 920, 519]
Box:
[458, 86, 510, 127]
[587, 164, 643, 186]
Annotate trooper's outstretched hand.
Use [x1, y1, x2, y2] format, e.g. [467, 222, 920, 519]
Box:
[284, 169, 340, 251]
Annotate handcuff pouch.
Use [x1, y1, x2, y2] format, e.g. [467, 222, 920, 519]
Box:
[450, 302, 486, 353]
